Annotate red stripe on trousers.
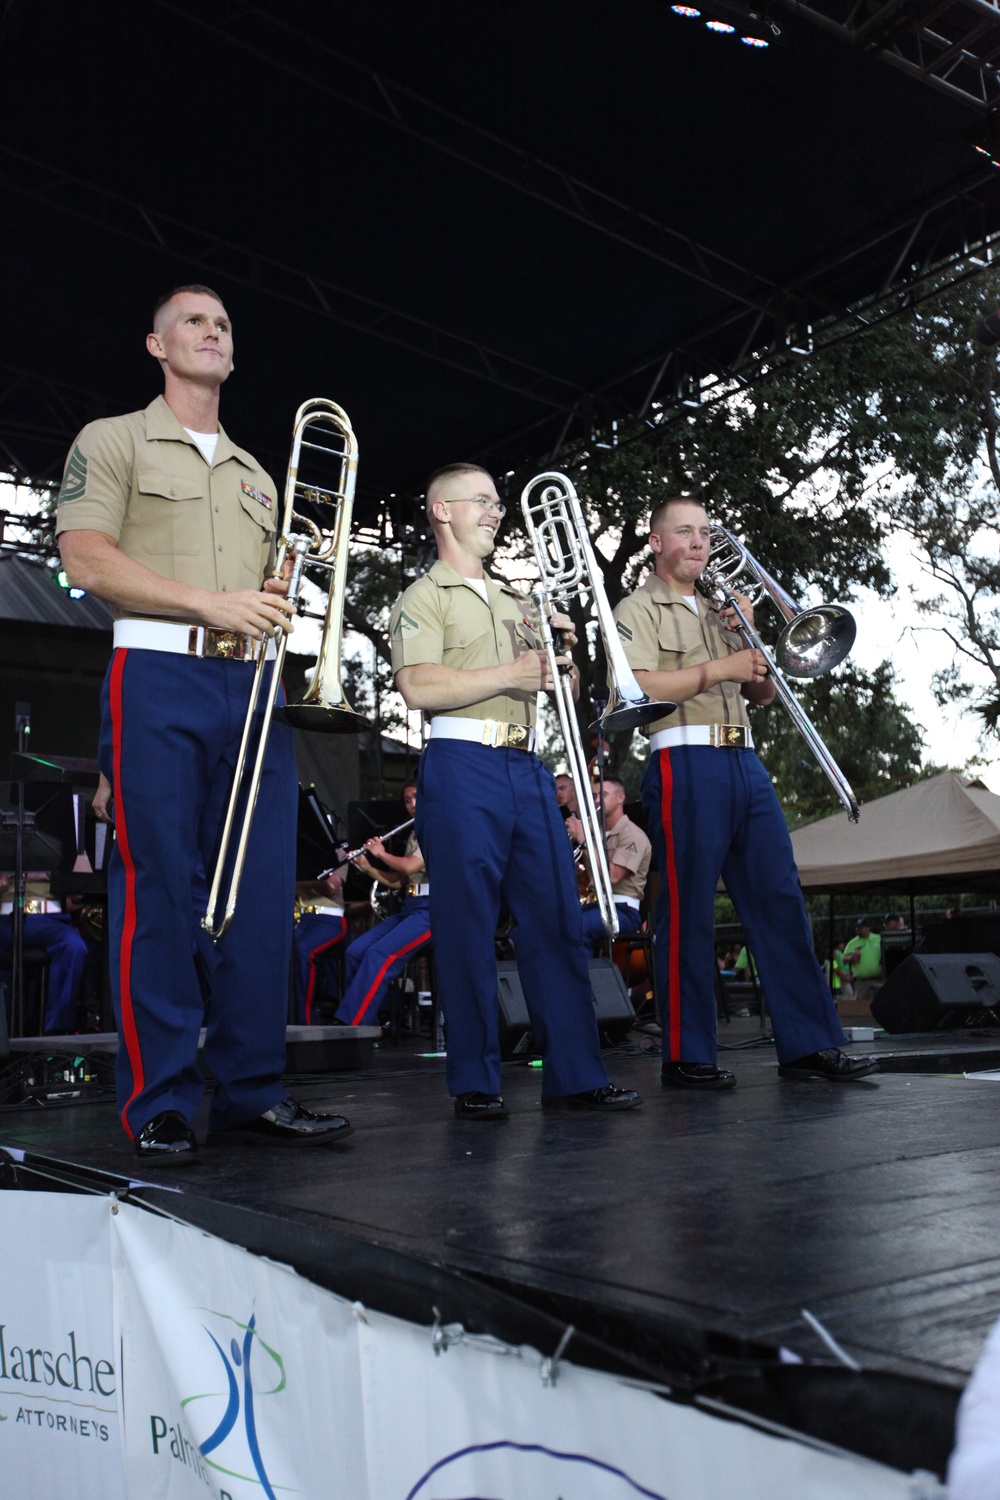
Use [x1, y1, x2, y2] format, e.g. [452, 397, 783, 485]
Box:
[659, 748, 683, 1061]
[109, 650, 144, 1139]
[305, 920, 345, 1024]
[345, 931, 431, 1027]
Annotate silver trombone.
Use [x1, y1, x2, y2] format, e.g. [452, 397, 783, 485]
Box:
[202, 399, 371, 941]
[529, 584, 620, 939]
[696, 525, 861, 822]
[521, 472, 676, 733]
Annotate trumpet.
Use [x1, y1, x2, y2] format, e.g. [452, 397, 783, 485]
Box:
[202, 399, 371, 941]
[696, 525, 861, 821]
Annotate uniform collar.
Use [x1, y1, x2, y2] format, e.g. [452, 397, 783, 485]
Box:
[640, 570, 700, 607]
[427, 558, 522, 599]
[144, 395, 257, 470]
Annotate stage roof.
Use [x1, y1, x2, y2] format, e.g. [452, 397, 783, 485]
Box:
[1, 0, 999, 523]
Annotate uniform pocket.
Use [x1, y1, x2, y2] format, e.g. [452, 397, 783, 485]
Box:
[133, 473, 204, 555]
[237, 486, 278, 573]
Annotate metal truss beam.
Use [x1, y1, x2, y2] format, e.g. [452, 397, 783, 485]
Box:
[0, 148, 585, 415]
[474, 168, 1000, 475]
[782, 0, 1000, 111]
[152, 0, 777, 313]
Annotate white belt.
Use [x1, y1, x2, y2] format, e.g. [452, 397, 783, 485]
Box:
[407, 882, 430, 897]
[615, 896, 641, 910]
[1, 900, 61, 915]
[429, 717, 537, 752]
[113, 620, 277, 662]
[650, 724, 753, 751]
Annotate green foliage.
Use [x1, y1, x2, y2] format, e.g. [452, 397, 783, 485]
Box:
[748, 660, 925, 827]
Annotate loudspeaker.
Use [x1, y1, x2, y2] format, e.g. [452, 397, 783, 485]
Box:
[495, 957, 636, 1058]
[871, 952, 1000, 1034]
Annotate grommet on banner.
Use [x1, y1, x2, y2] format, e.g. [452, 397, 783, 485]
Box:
[110, 1193, 119, 1216]
[540, 1323, 574, 1387]
[350, 1300, 370, 1324]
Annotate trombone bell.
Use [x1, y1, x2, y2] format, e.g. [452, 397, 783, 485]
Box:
[776, 606, 856, 680]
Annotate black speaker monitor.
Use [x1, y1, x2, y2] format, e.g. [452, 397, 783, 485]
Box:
[871, 953, 1000, 1034]
[495, 957, 635, 1057]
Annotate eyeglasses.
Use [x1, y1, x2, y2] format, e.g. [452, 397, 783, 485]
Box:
[448, 493, 507, 517]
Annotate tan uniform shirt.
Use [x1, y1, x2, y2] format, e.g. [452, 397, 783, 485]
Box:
[606, 813, 651, 901]
[54, 395, 278, 621]
[404, 831, 426, 877]
[613, 572, 750, 736]
[389, 560, 539, 727]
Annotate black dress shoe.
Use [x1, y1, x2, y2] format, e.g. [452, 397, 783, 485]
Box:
[214, 1098, 353, 1145]
[661, 1061, 737, 1090]
[778, 1048, 879, 1082]
[133, 1110, 198, 1166]
[453, 1092, 508, 1121]
[541, 1084, 642, 1111]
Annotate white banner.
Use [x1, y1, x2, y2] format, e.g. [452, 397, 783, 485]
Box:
[0, 1190, 124, 1500]
[0, 1185, 943, 1500]
[110, 1202, 930, 1500]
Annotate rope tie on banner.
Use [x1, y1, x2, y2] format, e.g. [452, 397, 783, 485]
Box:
[540, 1324, 575, 1388]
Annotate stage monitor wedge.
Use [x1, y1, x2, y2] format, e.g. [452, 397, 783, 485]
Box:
[871, 952, 1000, 1034]
[496, 957, 635, 1058]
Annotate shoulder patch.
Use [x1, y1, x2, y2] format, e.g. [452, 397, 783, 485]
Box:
[392, 608, 421, 639]
[58, 445, 88, 504]
[616, 620, 633, 642]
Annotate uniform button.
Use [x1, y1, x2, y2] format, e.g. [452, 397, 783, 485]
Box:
[217, 544, 223, 552]
[214, 506, 219, 513]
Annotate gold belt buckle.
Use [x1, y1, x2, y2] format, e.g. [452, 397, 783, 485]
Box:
[710, 724, 748, 748]
[190, 627, 250, 660]
[503, 722, 530, 751]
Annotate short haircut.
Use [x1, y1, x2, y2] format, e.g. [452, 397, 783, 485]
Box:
[425, 462, 493, 517]
[152, 284, 226, 329]
[402, 779, 417, 793]
[648, 495, 706, 534]
[595, 774, 626, 795]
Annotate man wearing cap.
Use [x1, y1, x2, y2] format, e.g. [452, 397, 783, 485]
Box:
[613, 495, 877, 1089]
[390, 462, 641, 1120]
[567, 776, 651, 952]
[56, 284, 351, 1162]
[843, 917, 884, 1004]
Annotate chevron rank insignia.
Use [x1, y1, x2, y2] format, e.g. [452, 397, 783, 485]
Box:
[392, 609, 420, 639]
[58, 445, 89, 504]
[616, 621, 633, 642]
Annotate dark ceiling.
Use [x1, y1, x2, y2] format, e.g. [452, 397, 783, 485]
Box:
[1, 0, 998, 523]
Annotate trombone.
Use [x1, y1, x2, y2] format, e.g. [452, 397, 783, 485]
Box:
[521, 472, 676, 734]
[696, 525, 861, 821]
[522, 469, 670, 938]
[202, 399, 371, 940]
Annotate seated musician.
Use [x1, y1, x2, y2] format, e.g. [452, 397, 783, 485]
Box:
[0, 870, 88, 1034]
[334, 782, 431, 1028]
[566, 776, 651, 952]
[293, 868, 348, 1025]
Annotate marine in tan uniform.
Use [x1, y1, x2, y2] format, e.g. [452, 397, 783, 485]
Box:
[56, 283, 351, 1162]
[614, 495, 876, 1089]
[390, 461, 641, 1120]
[566, 775, 652, 949]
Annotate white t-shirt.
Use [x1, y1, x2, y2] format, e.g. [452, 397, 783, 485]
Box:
[184, 428, 219, 464]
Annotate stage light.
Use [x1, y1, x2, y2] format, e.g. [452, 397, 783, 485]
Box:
[706, 19, 736, 31]
[671, 5, 701, 14]
[54, 568, 86, 599]
[741, 34, 768, 46]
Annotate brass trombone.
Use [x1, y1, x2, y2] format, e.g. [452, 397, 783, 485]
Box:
[202, 399, 371, 940]
[696, 525, 861, 821]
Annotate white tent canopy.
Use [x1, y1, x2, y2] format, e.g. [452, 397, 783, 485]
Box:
[789, 772, 1000, 894]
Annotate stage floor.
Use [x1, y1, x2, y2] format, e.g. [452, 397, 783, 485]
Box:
[3, 1020, 1000, 1398]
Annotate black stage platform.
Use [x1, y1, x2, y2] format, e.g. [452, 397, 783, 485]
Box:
[3, 1021, 1000, 1475]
